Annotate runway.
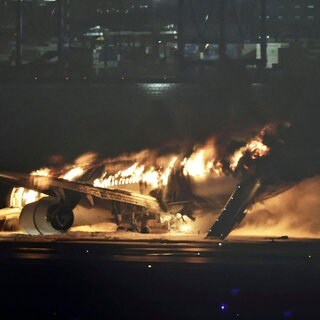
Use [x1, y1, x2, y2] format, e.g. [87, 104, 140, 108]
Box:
[0, 236, 319, 319]
[0, 235, 319, 265]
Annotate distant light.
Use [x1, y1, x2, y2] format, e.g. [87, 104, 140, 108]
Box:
[158, 40, 162, 44]
[83, 76, 87, 80]
[308, 255, 312, 258]
[121, 76, 125, 80]
[34, 76, 38, 80]
[65, 76, 70, 80]
[86, 250, 89, 253]
[218, 242, 222, 246]
[148, 264, 152, 268]
[220, 303, 228, 311]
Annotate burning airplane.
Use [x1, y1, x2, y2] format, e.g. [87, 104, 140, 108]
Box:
[0, 118, 319, 239]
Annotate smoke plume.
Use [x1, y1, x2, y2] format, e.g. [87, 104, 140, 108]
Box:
[233, 175, 320, 238]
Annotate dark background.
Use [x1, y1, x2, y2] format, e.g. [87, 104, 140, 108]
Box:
[0, 2, 320, 319]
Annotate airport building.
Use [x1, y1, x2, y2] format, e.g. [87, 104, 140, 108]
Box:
[1, 0, 320, 76]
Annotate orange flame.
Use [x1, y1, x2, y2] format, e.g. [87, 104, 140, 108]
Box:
[10, 127, 273, 208]
[230, 136, 270, 170]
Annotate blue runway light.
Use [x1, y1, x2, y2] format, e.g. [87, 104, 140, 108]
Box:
[219, 303, 228, 312]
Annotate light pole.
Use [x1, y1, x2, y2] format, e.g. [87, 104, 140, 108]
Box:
[16, 0, 23, 67]
[177, 0, 185, 72]
[260, 0, 267, 68]
[218, 0, 226, 60]
[57, 0, 65, 65]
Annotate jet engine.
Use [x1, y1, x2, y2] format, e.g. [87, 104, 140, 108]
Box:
[19, 197, 74, 235]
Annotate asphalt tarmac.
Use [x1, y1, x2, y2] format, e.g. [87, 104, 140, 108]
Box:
[0, 236, 319, 319]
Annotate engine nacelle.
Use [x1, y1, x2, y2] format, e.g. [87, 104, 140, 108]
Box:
[19, 197, 74, 235]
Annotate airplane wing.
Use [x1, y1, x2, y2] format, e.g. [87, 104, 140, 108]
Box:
[0, 171, 161, 212]
[206, 178, 262, 239]
[0, 171, 165, 235]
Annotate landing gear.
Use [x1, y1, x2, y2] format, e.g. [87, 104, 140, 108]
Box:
[112, 201, 152, 233]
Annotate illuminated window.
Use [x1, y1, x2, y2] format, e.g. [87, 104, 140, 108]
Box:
[308, 5, 315, 9]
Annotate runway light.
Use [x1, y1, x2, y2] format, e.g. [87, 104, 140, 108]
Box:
[219, 303, 228, 312]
